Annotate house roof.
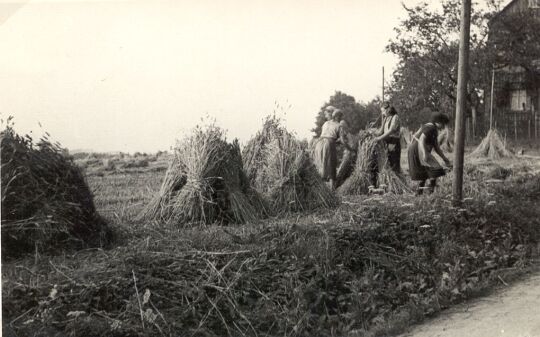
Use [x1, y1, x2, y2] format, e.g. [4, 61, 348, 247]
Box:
[490, 0, 521, 25]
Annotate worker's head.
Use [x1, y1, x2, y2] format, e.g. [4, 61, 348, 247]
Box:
[381, 102, 395, 116]
[431, 112, 450, 130]
[332, 109, 343, 121]
[324, 106, 335, 120]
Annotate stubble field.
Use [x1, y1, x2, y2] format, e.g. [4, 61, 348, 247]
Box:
[3, 150, 540, 337]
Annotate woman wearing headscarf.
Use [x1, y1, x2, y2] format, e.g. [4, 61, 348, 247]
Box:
[408, 112, 453, 195]
[324, 105, 335, 121]
[313, 109, 352, 189]
[374, 102, 401, 173]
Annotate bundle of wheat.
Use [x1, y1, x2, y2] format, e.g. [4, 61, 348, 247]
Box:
[338, 129, 412, 195]
[242, 116, 285, 185]
[244, 117, 338, 214]
[400, 127, 412, 147]
[469, 129, 514, 160]
[338, 130, 380, 195]
[335, 132, 363, 188]
[1, 124, 109, 258]
[138, 124, 265, 226]
[336, 149, 357, 188]
[376, 146, 413, 195]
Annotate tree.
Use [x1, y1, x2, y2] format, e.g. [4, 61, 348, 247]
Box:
[488, 10, 540, 73]
[386, 0, 540, 133]
[386, 0, 499, 130]
[312, 91, 370, 137]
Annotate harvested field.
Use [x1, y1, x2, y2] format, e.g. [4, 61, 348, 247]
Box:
[3, 153, 540, 337]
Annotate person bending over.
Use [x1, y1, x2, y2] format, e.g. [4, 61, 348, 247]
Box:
[408, 112, 452, 195]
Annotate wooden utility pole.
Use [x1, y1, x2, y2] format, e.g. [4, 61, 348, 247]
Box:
[490, 68, 495, 130]
[452, 0, 472, 205]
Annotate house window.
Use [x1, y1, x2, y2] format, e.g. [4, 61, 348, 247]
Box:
[530, 0, 540, 8]
[511, 89, 528, 111]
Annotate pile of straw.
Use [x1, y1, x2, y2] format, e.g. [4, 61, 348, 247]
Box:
[243, 116, 338, 213]
[339, 130, 412, 195]
[335, 132, 362, 188]
[338, 130, 380, 195]
[469, 129, 514, 160]
[336, 149, 356, 188]
[138, 124, 266, 225]
[1, 125, 108, 258]
[376, 146, 413, 195]
[400, 127, 413, 147]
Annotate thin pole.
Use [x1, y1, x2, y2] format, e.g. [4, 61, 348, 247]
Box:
[529, 119, 531, 140]
[382, 66, 385, 102]
[533, 105, 538, 140]
[381, 66, 385, 127]
[452, 0, 472, 205]
[490, 68, 495, 130]
[515, 114, 518, 142]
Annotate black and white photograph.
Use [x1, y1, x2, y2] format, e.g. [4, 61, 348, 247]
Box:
[1, 0, 540, 336]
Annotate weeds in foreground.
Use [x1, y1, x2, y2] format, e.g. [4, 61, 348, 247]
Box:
[3, 171, 540, 337]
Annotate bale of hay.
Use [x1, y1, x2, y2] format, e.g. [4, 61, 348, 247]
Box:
[138, 124, 266, 225]
[1, 126, 109, 258]
[469, 129, 514, 160]
[243, 116, 338, 214]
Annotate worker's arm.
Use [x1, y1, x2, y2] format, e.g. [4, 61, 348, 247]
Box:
[418, 134, 439, 167]
[433, 140, 452, 168]
[375, 115, 399, 142]
[375, 117, 385, 136]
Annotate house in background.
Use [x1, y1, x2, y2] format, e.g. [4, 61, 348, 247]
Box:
[485, 0, 540, 141]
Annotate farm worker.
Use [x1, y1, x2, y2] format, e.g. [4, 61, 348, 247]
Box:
[408, 112, 453, 195]
[324, 105, 336, 120]
[336, 118, 357, 188]
[313, 109, 352, 189]
[374, 102, 402, 173]
[309, 105, 336, 156]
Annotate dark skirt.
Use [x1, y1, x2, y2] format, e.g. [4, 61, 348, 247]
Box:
[407, 140, 445, 181]
[385, 137, 401, 173]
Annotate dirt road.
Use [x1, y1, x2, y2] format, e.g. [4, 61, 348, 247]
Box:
[400, 272, 540, 337]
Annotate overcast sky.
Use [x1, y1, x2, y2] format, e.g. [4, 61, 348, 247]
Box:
[0, 0, 508, 152]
